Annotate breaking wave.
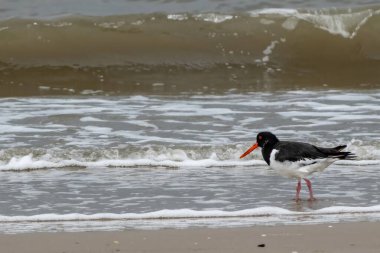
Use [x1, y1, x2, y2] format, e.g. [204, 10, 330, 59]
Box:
[0, 205, 379, 223]
[1, 6, 380, 95]
[0, 141, 379, 171]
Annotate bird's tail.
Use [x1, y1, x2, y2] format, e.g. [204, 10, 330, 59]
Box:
[317, 145, 356, 160]
[333, 145, 347, 152]
[331, 151, 356, 160]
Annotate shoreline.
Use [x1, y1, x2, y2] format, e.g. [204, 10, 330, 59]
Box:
[0, 221, 379, 253]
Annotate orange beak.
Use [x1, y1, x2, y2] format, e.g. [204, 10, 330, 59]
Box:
[240, 143, 259, 159]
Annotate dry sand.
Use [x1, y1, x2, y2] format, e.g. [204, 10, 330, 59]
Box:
[0, 222, 379, 253]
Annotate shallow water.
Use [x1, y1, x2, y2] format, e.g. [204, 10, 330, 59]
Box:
[0, 163, 379, 233]
[0, 91, 379, 233]
[1, 164, 379, 216]
[0, 91, 379, 152]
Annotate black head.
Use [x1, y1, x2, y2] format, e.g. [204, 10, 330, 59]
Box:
[256, 132, 279, 148]
[240, 131, 279, 159]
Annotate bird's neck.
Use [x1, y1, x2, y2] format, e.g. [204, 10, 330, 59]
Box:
[262, 141, 278, 165]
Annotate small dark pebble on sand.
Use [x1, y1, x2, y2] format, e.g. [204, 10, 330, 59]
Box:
[257, 244, 266, 247]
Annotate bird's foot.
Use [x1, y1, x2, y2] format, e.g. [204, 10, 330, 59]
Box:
[293, 197, 301, 202]
[307, 197, 317, 202]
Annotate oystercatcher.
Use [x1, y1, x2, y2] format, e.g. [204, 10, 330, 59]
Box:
[240, 132, 355, 201]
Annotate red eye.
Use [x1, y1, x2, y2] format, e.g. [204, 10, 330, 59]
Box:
[258, 135, 262, 140]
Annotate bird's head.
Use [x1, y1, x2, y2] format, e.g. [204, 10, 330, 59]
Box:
[240, 132, 279, 158]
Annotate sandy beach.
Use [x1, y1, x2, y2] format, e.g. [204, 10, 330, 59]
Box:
[0, 222, 379, 253]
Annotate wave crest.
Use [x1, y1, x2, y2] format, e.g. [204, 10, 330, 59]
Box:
[0, 7, 380, 95]
[0, 141, 379, 171]
[1, 205, 380, 222]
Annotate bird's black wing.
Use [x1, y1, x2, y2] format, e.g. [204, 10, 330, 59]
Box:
[314, 145, 355, 160]
[273, 141, 328, 162]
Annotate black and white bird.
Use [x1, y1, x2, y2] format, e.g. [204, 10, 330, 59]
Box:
[240, 132, 355, 201]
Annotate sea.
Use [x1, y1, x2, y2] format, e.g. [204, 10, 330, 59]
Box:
[0, 0, 379, 234]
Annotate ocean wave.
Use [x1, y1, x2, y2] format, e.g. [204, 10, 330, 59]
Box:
[0, 7, 380, 95]
[0, 153, 267, 171]
[0, 205, 379, 223]
[0, 148, 379, 171]
[1, 139, 379, 171]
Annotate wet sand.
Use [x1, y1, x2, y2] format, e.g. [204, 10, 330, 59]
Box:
[0, 222, 379, 253]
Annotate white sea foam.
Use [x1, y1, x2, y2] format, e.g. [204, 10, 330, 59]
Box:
[167, 14, 188, 21]
[0, 207, 290, 222]
[0, 125, 59, 133]
[282, 17, 299, 30]
[0, 205, 379, 223]
[314, 205, 380, 214]
[80, 116, 104, 122]
[0, 92, 379, 163]
[262, 40, 279, 63]
[80, 89, 103, 95]
[0, 154, 268, 171]
[297, 10, 374, 38]
[260, 18, 275, 25]
[0, 153, 378, 171]
[82, 126, 113, 134]
[248, 8, 379, 38]
[129, 120, 158, 129]
[331, 114, 380, 121]
[1, 154, 59, 171]
[249, 8, 298, 17]
[321, 94, 376, 101]
[193, 14, 234, 23]
[335, 160, 380, 166]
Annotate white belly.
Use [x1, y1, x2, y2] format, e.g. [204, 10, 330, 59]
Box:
[269, 149, 337, 179]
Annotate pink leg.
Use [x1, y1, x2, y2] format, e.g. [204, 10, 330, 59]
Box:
[304, 178, 316, 201]
[295, 179, 301, 201]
